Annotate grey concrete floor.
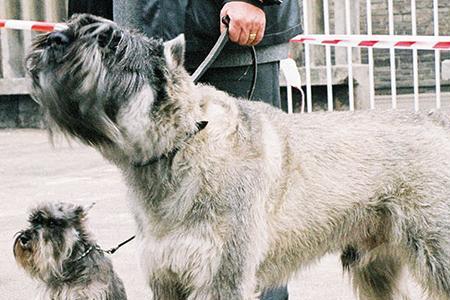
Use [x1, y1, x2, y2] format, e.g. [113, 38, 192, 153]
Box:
[1, 129, 425, 299]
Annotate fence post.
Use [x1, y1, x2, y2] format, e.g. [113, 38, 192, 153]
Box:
[334, 0, 361, 65]
[1, 0, 25, 79]
[306, 0, 325, 66]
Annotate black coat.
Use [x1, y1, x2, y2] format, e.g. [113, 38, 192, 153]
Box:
[68, 0, 113, 20]
[69, 0, 302, 67]
[184, 0, 302, 52]
[69, 0, 302, 49]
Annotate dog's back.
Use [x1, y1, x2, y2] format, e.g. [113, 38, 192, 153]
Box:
[229, 101, 450, 297]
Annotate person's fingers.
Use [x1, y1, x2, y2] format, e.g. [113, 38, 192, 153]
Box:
[238, 21, 251, 46]
[246, 20, 264, 46]
[228, 18, 243, 44]
[220, 2, 266, 46]
[251, 18, 265, 45]
[247, 32, 257, 45]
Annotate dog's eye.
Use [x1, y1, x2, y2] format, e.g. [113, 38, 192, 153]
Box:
[31, 215, 44, 225]
[46, 218, 66, 228]
[47, 219, 61, 228]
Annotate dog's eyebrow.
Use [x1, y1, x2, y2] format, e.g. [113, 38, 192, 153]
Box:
[28, 211, 45, 224]
[29, 213, 69, 228]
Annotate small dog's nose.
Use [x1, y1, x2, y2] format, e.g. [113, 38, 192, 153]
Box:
[48, 31, 71, 46]
[19, 233, 31, 246]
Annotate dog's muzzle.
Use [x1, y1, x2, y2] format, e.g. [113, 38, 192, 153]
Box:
[14, 230, 34, 252]
[19, 232, 31, 247]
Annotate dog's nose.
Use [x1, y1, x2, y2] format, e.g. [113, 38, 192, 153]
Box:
[48, 31, 71, 46]
[19, 233, 31, 247]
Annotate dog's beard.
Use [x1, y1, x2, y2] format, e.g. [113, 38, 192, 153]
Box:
[29, 37, 123, 147]
[26, 19, 163, 149]
[14, 227, 80, 282]
[14, 202, 92, 282]
[27, 14, 202, 167]
[35, 68, 122, 147]
[13, 232, 39, 277]
[27, 16, 133, 147]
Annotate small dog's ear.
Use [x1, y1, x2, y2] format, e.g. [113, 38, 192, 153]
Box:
[74, 202, 95, 221]
[74, 205, 87, 221]
[164, 34, 185, 70]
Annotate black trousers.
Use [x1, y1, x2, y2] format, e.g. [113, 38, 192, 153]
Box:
[194, 61, 288, 300]
[196, 61, 281, 108]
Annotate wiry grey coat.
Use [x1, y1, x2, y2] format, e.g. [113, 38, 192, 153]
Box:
[27, 14, 450, 299]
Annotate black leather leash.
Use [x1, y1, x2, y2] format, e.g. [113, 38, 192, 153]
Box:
[191, 17, 231, 84]
[103, 235, 136, 254]
[73, 235, 136, 261]
[191, 16, 258, 100]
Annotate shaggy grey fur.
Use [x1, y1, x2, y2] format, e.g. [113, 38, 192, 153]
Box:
[13, 201, 127, 300]
[27, 13, 450, 299]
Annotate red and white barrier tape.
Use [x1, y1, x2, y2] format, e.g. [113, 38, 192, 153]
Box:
[1, 20, 448, 51]
[291, 34, 450, 50]
[0, 19, 67, 32]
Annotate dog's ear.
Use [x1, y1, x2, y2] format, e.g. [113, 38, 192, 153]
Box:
[164, 34, 185, 70]
[74, 205, 88, 221]
[75, 202, 96, 220]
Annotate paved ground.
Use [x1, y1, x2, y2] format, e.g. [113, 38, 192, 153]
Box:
[0, 129, 425, 299]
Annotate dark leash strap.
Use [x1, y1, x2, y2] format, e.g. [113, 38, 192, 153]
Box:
[191, 18, 230, 84]
[104, 235, 136, 254]
[75, 235, 136, 260]
[190, 16, 258, 100]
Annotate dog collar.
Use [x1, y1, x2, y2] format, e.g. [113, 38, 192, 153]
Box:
[133, 121, 208, 168]
[73, 244, 100, 262]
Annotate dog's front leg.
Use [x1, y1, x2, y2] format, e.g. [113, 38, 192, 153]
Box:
[187, 254, 260, 300]
[150, 278, 186, 300]
[189, 217, 263, 300]
[188, 284, 259, 300]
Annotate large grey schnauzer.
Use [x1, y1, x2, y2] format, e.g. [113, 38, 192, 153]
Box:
[27, 13, 450, 299]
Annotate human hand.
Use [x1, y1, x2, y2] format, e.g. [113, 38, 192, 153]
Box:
[220, 1, 266, 46]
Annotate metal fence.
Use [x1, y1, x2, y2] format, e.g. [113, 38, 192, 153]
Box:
[292, 0, 450, 112]
[1, 0, 449, 114]
[0, 0, 66, 95]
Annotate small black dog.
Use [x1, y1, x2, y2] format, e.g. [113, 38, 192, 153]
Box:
[14, 202, 127, 299]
